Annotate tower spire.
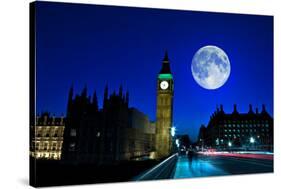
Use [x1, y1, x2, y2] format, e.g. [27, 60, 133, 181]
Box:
[92, 90, 98, 111]
[233, 104, 238, 114]
[103, 84, 108, 109]
[159, 50, 171, 74]
[262, 104, 267, 113]
[163, 50, 169, 62]
[119, 85, 123, 97]
[81, 84, 87, 97]
[125, 91, 129, 106]
[66, 84, 74, 117]
[249, 104, 254, 114]
[155, 51, 174, 159]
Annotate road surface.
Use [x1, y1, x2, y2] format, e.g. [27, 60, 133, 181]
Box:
[173, 153, 273, 179]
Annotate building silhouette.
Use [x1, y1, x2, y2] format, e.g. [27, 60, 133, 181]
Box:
[30, 52, 175, 163]
[30, 112, 65, 160]
[198, 104, 273, 151]
[62, 84, 155, 164]
[155, 51, 174, 159]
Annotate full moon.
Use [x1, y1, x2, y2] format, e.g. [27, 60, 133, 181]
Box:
[191, 45, 231, 90]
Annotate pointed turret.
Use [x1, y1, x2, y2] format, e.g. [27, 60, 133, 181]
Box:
[163, 50, 169, 62]
[216, 105, 219, 114]
[232, 104, 238, 114]
[81, 84, 87, 98]
[92, 90, 98, 111]
[125, 91, 129, 106]
[159, 51, 172, 74]
[119, 85, 123, 98]
[248, 104, 254, 114]
[66, 84, 74, 117]
[261, 104, 267, 113]
[103, 84, 108, 109]
[220, 104, 224, 113]
[256, 107, 259, 114]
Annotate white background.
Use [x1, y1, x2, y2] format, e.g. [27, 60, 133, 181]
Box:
[0, 0, 280, 188]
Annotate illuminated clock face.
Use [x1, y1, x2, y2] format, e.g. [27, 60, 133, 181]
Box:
[160, 81, 169, 90]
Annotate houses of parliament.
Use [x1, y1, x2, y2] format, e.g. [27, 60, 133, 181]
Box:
[30, 52, 174, 162]
[30, 51, 274, 163]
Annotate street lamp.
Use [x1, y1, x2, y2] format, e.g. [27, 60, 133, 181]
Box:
[170, 126, 176, 153]
[175, 139, 180, 148]
[171, 126, 176, 137]
[250, 137, 255, 150]
[250, 137, 255, 144]
[228, 142, 232, 147]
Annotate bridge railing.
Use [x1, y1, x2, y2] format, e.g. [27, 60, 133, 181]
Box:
[134, 153, 178, 181]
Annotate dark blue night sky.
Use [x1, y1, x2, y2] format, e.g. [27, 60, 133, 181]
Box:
[35, 1, 273, 141]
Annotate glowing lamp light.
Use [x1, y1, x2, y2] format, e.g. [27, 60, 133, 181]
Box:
[228, 142, 232, 147]
[216, 138, 219, 145]
[175, 139, 180, 148]
[250, 137, 255, 144]
[171, 127, 176, 137]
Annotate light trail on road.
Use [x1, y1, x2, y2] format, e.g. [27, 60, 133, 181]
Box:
[173, 155, 228, 179]
[173, 153, 273, 179]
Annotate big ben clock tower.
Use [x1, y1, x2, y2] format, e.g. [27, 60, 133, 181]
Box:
[155, 51, 174, 159]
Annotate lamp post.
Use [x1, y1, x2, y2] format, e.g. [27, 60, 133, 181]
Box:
[171, 127, 176, 137]
[199, 138, 204, 152]
[250, 137, 255, 150]
[228, 141, 232, 152]
[175, 139, 180, 149]
[171, 126, 176, 153]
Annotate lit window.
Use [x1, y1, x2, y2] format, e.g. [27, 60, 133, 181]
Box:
[96, 132, 100, 137]
[69, 143, 75, 151]
[70, 129, 76, 137]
